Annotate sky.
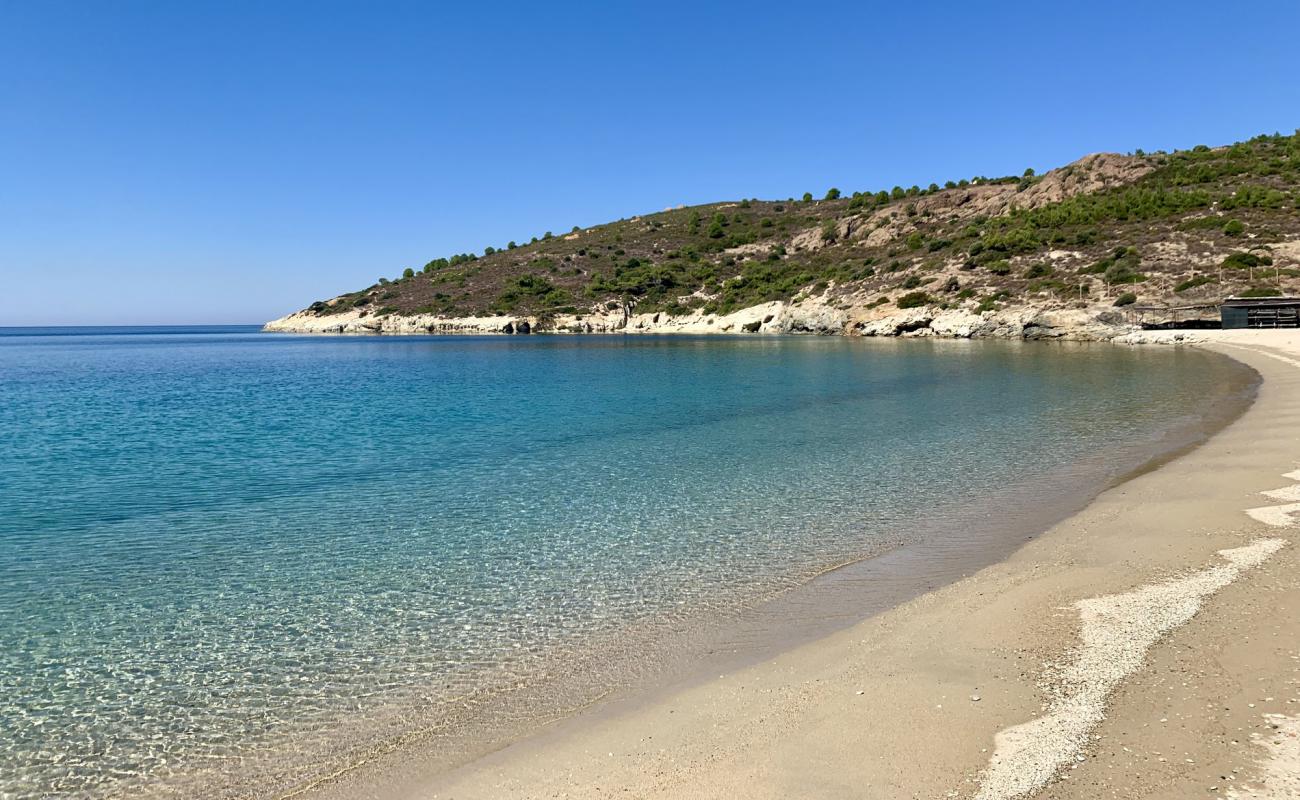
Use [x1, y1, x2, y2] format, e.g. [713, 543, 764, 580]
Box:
[2, 0, 1298, 325]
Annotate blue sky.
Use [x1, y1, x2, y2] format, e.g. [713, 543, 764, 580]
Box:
[2, 0, 1298, 325]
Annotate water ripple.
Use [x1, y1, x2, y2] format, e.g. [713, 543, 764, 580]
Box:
[0, 331, 1251, 798]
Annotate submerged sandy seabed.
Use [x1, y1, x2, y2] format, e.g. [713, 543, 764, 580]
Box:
[294, 330, 1300, 800]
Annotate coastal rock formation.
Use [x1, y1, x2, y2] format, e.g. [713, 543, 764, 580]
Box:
[265, 298, 1148, 342]
[787, 153, 1157, 254]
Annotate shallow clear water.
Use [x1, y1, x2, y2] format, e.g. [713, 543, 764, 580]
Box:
[0, 327, 1251, 798]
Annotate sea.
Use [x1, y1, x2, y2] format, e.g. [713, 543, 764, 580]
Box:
[0, 325, 1256, 798]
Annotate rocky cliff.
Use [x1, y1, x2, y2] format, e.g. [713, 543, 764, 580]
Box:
[265, 297, 1149, 342]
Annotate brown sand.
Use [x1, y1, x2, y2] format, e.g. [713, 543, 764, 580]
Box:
[301, 330, 1300, 800]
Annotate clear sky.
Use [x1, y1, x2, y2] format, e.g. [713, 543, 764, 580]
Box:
[2, 0, 1298, 325]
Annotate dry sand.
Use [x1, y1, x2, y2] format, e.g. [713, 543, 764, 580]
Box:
[303, 329, 1300, 800]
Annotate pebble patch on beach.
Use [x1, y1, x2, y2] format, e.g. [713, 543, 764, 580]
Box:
[1248, 469, 1300, 528]
[1246, 503, 1300, 528]
[973, 538, 1287, 800]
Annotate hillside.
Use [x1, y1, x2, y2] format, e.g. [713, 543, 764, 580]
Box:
[267, 131, 1300, 338]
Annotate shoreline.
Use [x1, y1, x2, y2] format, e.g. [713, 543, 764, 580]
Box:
[280, 333, 1291, 800]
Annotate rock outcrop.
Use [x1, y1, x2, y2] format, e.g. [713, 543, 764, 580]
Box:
[265, 298, 1149, 342]
[786, 153, 1155, 254]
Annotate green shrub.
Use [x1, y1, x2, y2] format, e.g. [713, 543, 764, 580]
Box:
[896, 291, 934, 309]
[906, 232, 924, 250]
[1174, 275, 1217, 293]
[1023, 263, 1053, 279]
[1113, 292, 1138, 306]
[1222, 185, 1289, 209]
[824, 188, 841, 200]
[976, 290, 1012, 313]
[402, 267, 415, 279]
[980, 226, 1040, 254]
[1222, 251, 1273, 270]
[986, 260, 1012, 275]
[1238, 286, 1283, 297]
[1176, 216, 1225, 232]
[991, 185, 1211, 231]
[901, 275, 923, 289]
[802, 192, 813, 202]
[495, 273, 573, 311]
[1101, 249, 1145, 284]
[1105, 263, 1145, 284]
[1021, 277, 1051, 293]
[1223, 219, 1245, 236]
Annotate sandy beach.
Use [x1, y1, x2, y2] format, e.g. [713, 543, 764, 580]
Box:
[290, 329, 1300, 800]
[11, 6, 1298, 798]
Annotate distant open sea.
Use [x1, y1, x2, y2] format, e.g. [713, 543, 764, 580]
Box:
[0, 326, 1255, 798]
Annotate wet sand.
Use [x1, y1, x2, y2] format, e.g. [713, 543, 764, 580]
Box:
[301, 330, 1300, 800]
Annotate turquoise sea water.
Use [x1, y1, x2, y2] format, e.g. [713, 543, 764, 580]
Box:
[0, 327, 1252, 798]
